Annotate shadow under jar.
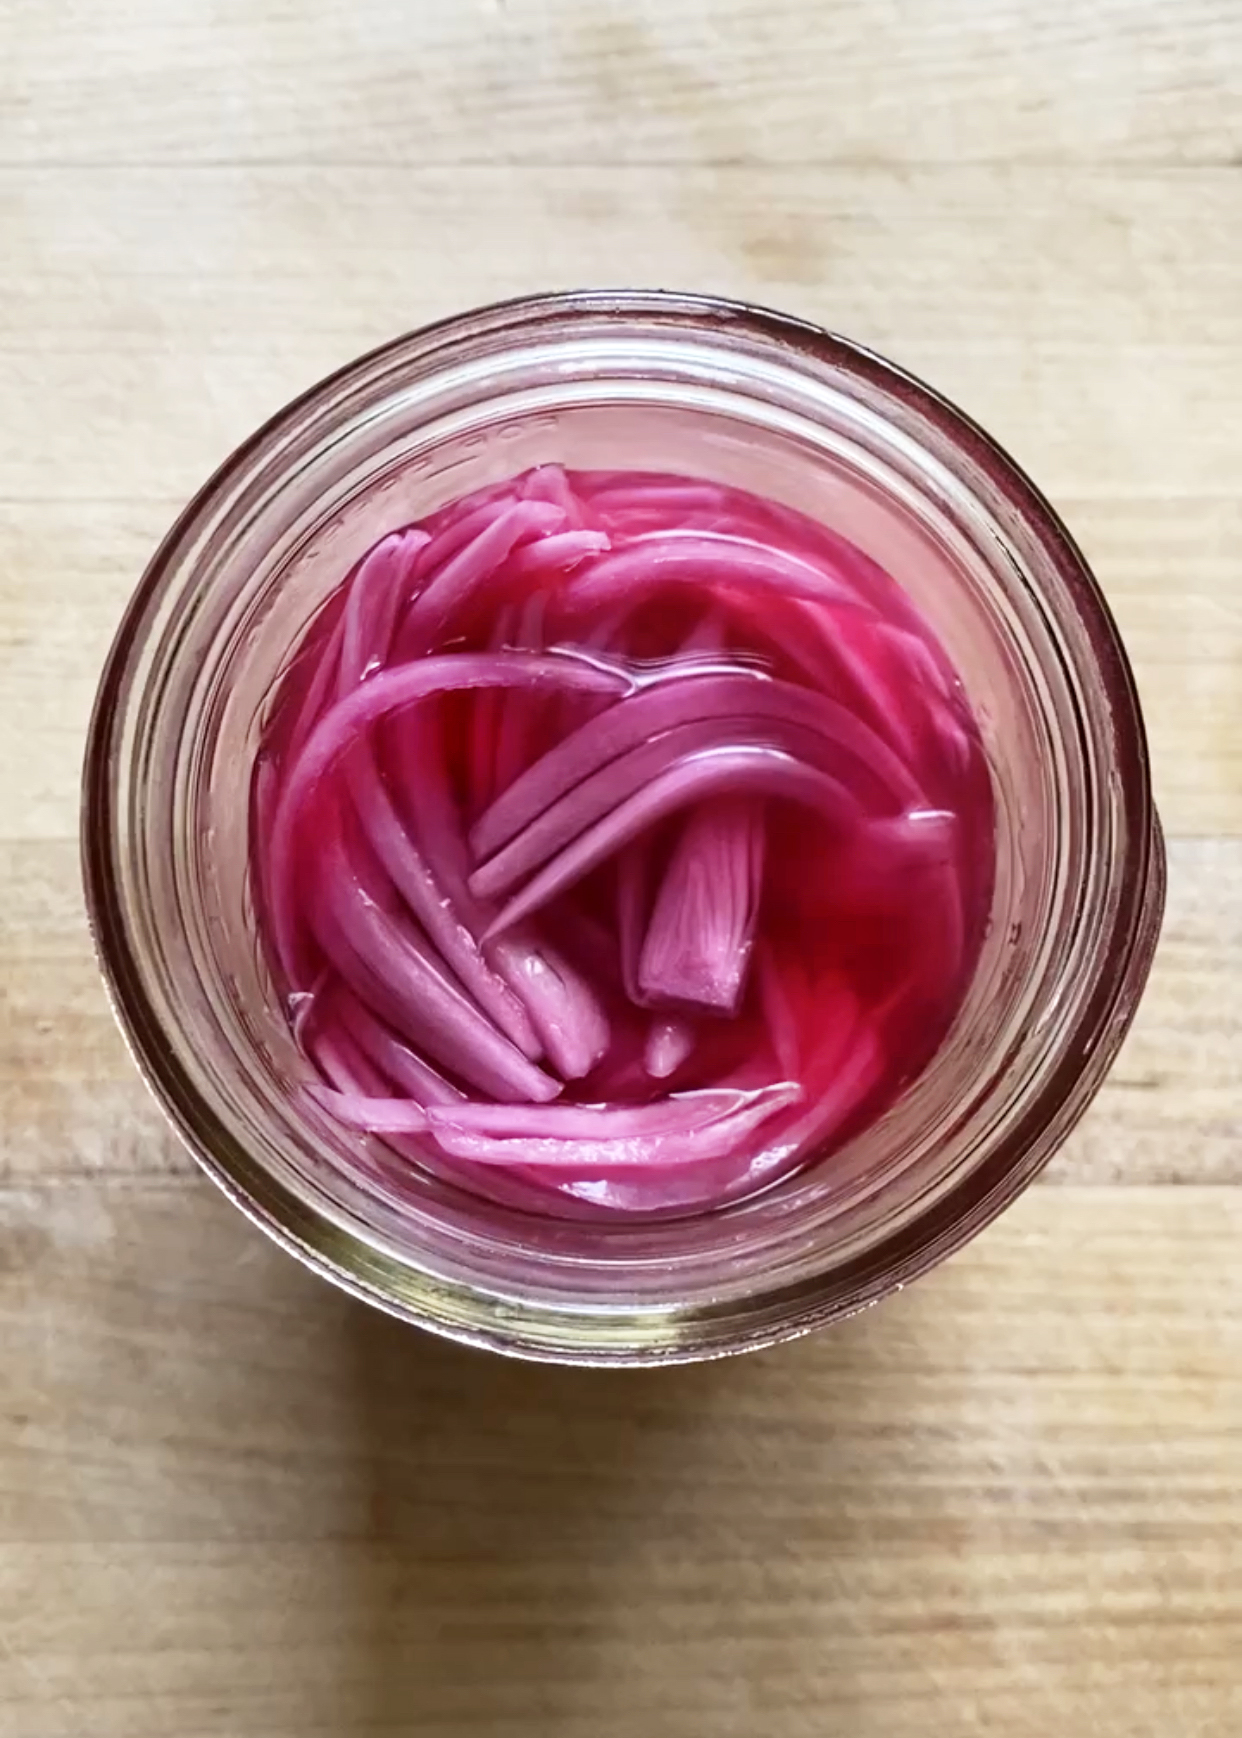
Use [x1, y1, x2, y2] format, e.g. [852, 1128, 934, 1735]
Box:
[82, 290, 1165, 1365]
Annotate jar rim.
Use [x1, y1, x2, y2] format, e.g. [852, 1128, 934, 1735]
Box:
[81, 288, 1164, 1364]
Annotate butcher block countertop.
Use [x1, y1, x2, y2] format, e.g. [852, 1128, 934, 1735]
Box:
[2, 3, 1240, 1733]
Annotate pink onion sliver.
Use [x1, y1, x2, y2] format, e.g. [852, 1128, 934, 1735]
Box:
[386, 706, 474, 895]
[490, 932, 610, 1079]
[307, 1084, 431, 1134]
[425, 1081, 801, 1169]
[292, 651, 626, 810]
[329, 984, 467, 1106]
[622, 1069, 845, 1213]
[607, 995, 867, 1217]
[314, 1098, 580, 1243]
[466, 605, 516, 815]
[644, 1017, 696, 1079]
[470, 668, 917, 863]
[338, 531, 429, 696]
[379, 698, 615, 1080]
[813, 609, 923, 766]
[520, 464, 587, 526]
[309, 1030, 538, 1216]
[504, 530, 611, 584]
[470, 719, 749, 903]
[429, 1088, 757, 1140]
[483, 747, 861, 937]
[308, 1020, 388, 1098]
[341, 672, 544, 1058]
[409, 489, 524, 579]
[579, 476, 734, 538]
[377, 711, 613, 1079]
[309, 820, 561, 1103]
[489, 684, 538, 799]
[450, 767, 617, 1085]
[490, 594, 548, 799]
[402, 500, 564, 651]
[472, 715, 861, 905]
[468, 689, 503, 816]
[734, 497, 899, 609]
[564, 532, 854, 615]
[638, 797, 765, 1014]
[587, 482, 732, 518]
[303, 977, 607, 1221]
[879, 622, 959, 708]
[755, 601, 898, 751]
[267, 650, 629, 981]
[307, 879, 451, 1056]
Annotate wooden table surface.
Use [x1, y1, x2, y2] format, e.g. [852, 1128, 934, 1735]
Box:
[2, 3, 1241, 1733]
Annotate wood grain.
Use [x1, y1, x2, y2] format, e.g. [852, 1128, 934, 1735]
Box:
[2, 0, 1241, 1733]
[0, 1180, 1239, 1736]
[3, 167, 1241, 505]
[1, 0, 1239, 169]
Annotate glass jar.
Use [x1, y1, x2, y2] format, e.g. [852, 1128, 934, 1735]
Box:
[82, 290, 1165, 1365]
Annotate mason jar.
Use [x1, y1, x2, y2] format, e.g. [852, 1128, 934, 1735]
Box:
[81, 290, 1165, 1365]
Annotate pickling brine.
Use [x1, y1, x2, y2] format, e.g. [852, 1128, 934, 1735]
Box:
[250, 466, 994, 1217]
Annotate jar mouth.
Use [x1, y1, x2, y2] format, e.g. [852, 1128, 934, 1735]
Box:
[82, 289, 1164, 1365]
